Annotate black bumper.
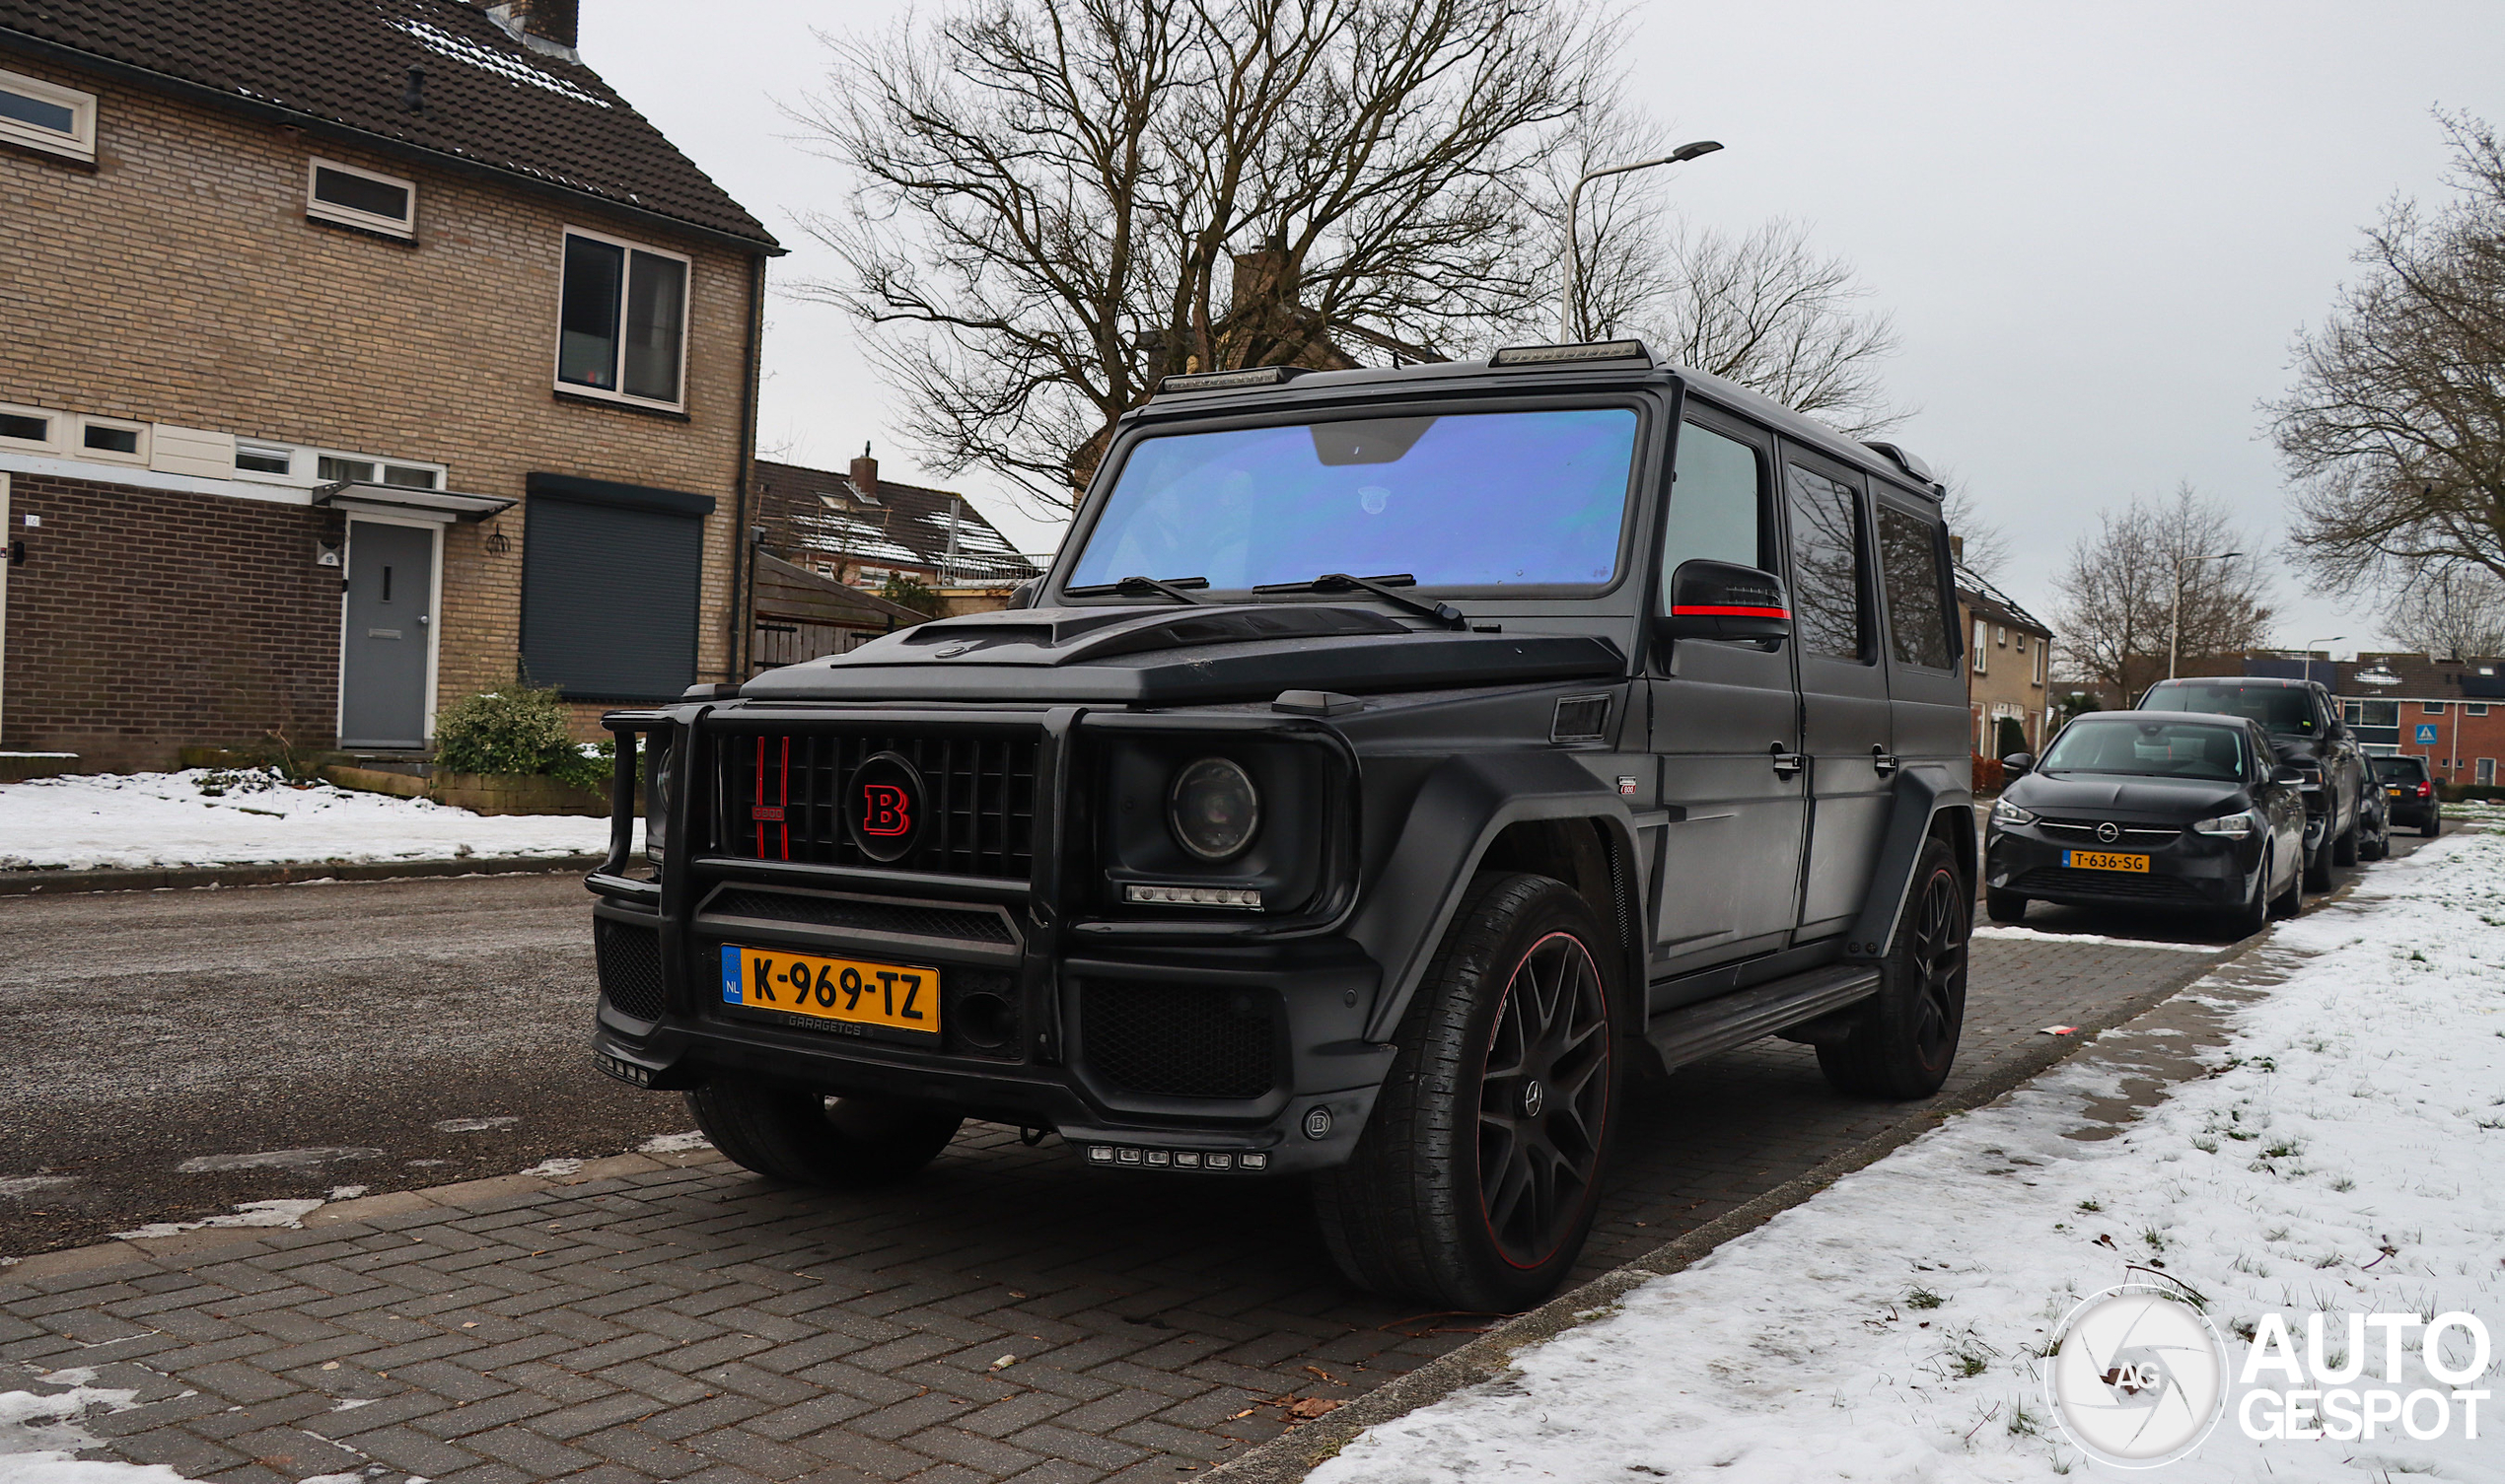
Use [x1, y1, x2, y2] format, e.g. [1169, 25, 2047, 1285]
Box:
[586, 883, 1395, 1177]
[1985, 824, 2260, 911]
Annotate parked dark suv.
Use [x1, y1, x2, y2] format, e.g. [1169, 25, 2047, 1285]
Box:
[2137, 677, 2369, 890]
[2373, 753, 2443, 836]
[587, 341, 1977, 1309]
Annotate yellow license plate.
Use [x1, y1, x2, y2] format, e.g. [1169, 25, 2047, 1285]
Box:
[719, 945, 941, 1039]
[2063, 850, 2149, 873]
[2388, 787, 2408, 796]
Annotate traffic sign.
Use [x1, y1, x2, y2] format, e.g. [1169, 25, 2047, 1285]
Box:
[2416, 723, 2440, 743]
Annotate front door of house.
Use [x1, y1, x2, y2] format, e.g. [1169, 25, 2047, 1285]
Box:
[339, 520, 434, 747]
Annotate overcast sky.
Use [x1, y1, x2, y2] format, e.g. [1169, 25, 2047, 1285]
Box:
[584, 0, 2503, 659]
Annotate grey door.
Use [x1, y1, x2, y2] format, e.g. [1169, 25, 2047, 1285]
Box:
[1782, 450, 1891, 940]
[1872, 491, 1968, 785]
[340, 521, 433, 747]
[1646, 410, 1807, 981]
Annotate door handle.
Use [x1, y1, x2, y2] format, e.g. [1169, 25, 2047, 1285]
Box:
[1769, 742, 1804, 778]
[1871, 744, 1900, 777]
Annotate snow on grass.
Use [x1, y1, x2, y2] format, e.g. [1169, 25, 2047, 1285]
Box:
[639, 1132, 712, 1155]
[0, 768, 626, 872]
[1315, 835, 2505, 1483]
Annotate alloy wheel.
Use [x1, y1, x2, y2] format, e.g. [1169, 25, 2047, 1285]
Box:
[1908, 871, 1965, 1062]
[1475, 931, 1610, 1269]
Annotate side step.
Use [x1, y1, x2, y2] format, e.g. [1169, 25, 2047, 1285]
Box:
[1642, 963, 1880, 1072]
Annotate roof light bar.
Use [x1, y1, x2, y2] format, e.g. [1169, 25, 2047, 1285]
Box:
[1488, 338, 1652, 368]
[1155, 365, 1306, 394]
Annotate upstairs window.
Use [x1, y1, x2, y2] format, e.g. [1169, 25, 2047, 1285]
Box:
[0, 67, 96, 163]
[78, 416, 147, 462]
[307, 159, 416, 239]
[235, 441, 295, 476]
[0, 401, 59, 453]
[556, 229, 688, 408]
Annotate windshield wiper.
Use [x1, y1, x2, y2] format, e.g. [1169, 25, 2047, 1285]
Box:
[1062, 574, 1212, 605]
[1252, 572, 1467, 630]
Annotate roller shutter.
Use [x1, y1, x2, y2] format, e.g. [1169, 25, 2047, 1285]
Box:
[521, 472, 715, 700]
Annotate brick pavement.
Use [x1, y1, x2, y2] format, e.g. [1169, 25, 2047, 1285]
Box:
[0, 936, 2227, 1484]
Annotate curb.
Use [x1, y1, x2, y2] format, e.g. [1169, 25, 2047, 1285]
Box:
[0, 854, 606, 897]
[1206, 924, 2291, 1482]
[0, 1147, 733, 1281]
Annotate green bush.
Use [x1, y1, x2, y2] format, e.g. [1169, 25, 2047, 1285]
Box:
[879, 572, 946, 617]
[433, 682, 611, 790]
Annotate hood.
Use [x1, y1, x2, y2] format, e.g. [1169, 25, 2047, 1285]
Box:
[739, 603, 1626, 705]
[2006, 771, 2250, 823]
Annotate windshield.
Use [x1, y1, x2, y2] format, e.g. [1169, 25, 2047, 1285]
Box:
[2371, 755, 2427, 781]
[1065, 407, 1640, 593]
[2039, 719, 2249, 782]
[2142, 680, 2319, 736]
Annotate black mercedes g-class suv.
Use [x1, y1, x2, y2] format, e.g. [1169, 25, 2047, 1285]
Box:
[587, 341, 1976, 1309]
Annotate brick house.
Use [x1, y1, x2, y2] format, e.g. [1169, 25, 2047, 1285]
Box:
[0, 0, 779, 770]
[1954, 560, 2053, 755]
[752, 451, 1041, 613]
[2248, 652, 2505, 787]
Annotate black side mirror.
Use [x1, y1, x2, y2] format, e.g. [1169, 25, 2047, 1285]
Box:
[2271, 764, 2305, 786]
[2001, 752, 2035, 776]
[1658, 560, 1792, 645]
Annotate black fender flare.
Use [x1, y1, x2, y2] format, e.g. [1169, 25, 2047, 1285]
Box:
[1347, 751, 1648, 1043]
[1841, 762, 1974, 962]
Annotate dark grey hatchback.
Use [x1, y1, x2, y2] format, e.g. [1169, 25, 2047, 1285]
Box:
[1986, 712, 2309, 934]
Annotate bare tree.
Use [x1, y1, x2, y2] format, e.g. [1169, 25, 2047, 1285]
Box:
[2052, 485, 2274, 704]
[2275, 112, 2505, 595]
[791, 0, 1609, 510]
[2381, 564, 2505, 658]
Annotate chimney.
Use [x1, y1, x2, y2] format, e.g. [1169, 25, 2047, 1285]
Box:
[849, 443, 878, 504]
[486, 1, 579, 55]
[1949, 533, 1966, 563]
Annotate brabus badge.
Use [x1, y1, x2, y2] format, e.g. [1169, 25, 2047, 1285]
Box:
[846, 751, 925, 862]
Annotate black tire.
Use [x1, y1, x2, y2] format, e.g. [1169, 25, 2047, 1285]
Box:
[2424, 815, 2443, 838]
[2332, 815, 2359, 867]
[1817, 838, 1968, 1099]
[1314, 873, 1622, 1311]
[686, 1084, 962, 1188]
[2304, 833, 2333, 891]
[1984, 888, 2028, 924]
[2360, 813, 2388, 862]
[2269, 846, 2303, 918]
[2222, 848, 2270, 938]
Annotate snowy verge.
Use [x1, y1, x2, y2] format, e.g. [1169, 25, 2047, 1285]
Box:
[1314, 835, 2505, 1483]
[0, 1374, 189, 1484]
[0, 769, 627, 872]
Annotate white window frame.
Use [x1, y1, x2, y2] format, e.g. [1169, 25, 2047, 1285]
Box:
[305, 157, 417, 239]
[553, 226, 691, 412]
[0, 400, 63, 455]
[2470, 703, 2490, 718]
[313, 447, 448, 492]
[2033, 641, 2046, 685]
[1970, 618, 1987, 674]
[75, 414, 149, 464]
[0, 66, 96, 163]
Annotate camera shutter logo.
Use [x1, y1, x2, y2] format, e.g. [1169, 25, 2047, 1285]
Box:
[2045, 1285, 2230, 1467]
[847, 751, 925, 863]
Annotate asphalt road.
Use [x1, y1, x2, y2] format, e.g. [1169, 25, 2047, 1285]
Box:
[0, 828, 2426, 1259]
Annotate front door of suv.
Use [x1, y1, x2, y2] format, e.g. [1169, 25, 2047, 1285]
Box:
[1782, 449, 1892, 941]
[1645, 410, 1806, 978]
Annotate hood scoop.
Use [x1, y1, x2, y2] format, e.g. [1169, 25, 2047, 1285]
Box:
[838, 603, 1409, 669]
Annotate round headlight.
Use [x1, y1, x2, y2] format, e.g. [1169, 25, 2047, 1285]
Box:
[1169, 757, 1260, 862]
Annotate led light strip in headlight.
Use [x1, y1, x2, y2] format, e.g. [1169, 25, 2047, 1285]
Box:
[1122, 883, 1262, 909]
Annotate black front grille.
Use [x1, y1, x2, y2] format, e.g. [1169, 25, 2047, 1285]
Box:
[1080, 981, 1280, 1099]
[2012, 867, 2203, 902]
[722, 728, 1038, 879]
[702, 887, 1017, 946]
[596, 918, 667, 1020]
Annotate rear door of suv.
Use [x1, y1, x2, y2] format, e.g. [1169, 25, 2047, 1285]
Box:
[1780, 446, 1891, 941]
[1870, 486, 1966, 805]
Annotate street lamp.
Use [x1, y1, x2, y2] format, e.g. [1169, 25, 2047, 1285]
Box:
[1558, 140, 1723, 343]
[2168, 550, 2242, 680]
[2302, 636, 2344, 689]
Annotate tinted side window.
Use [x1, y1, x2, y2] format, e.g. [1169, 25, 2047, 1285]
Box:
[1876, 504, 1952, 669]
[1660, 421, 1764, 603]
[1785, 464, 1866, 661]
